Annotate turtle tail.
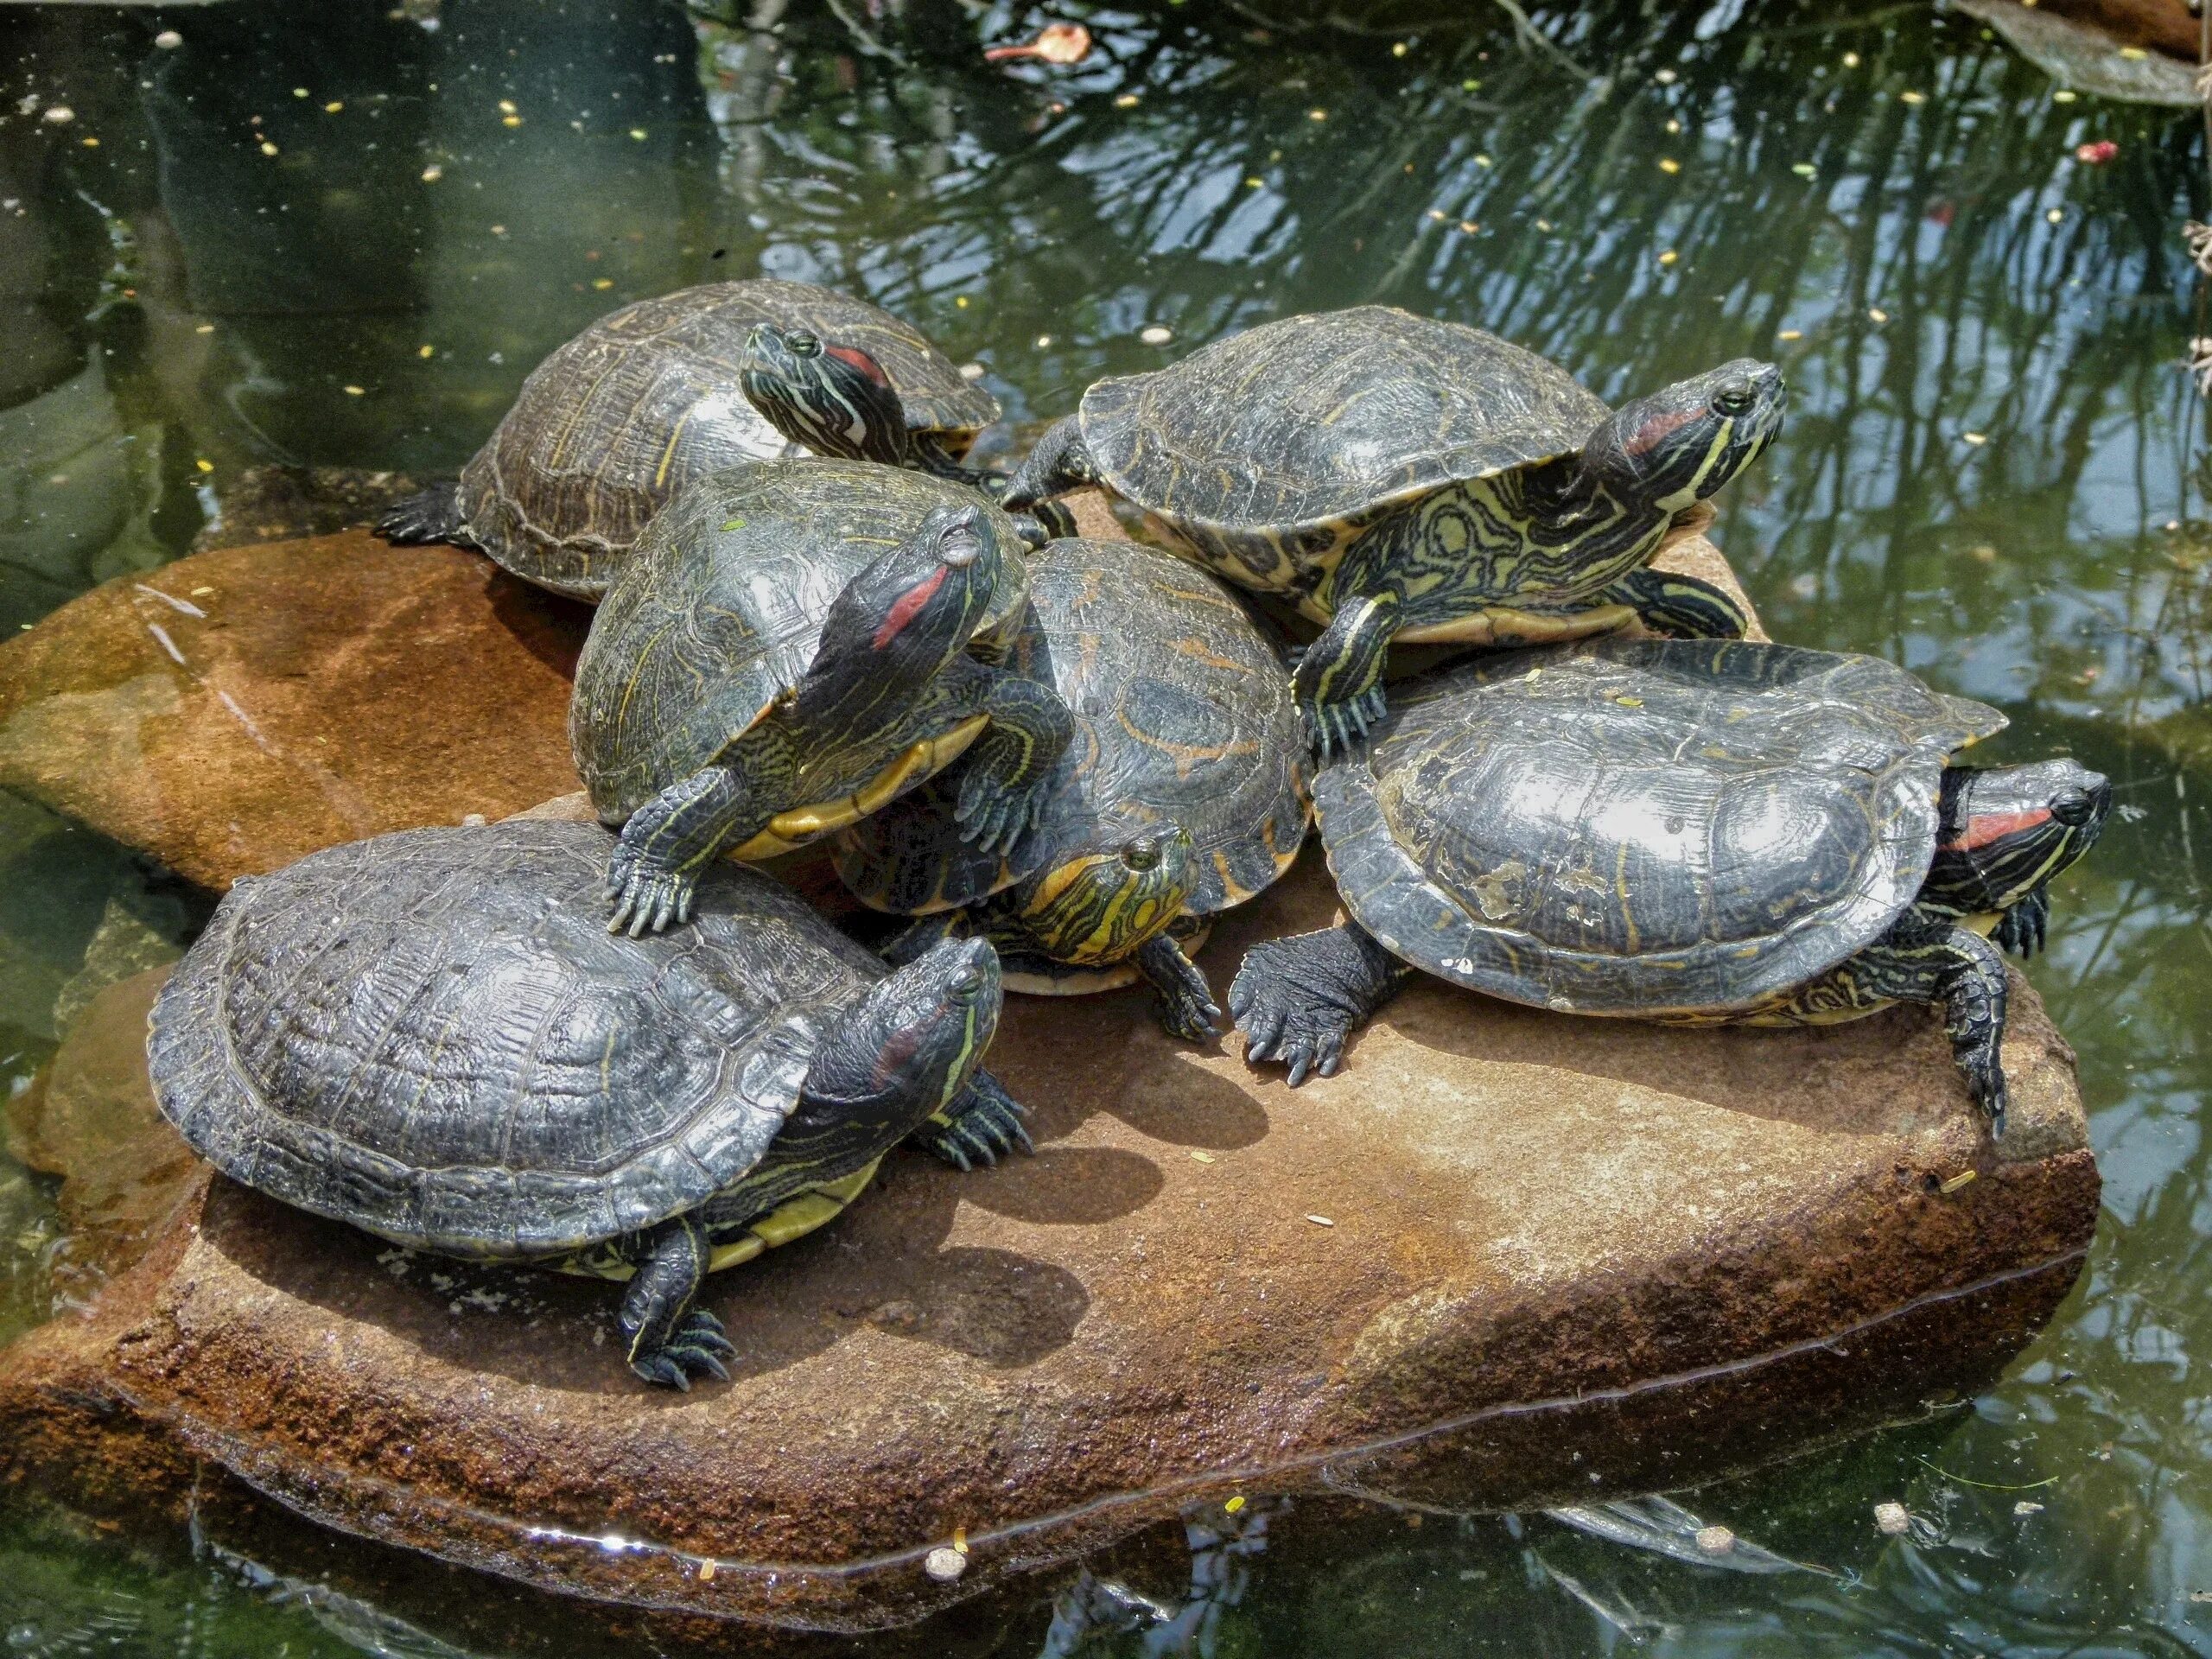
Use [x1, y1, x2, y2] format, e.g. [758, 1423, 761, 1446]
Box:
[376, 481, 472, 547]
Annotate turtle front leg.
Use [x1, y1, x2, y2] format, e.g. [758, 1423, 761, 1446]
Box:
[1993, 886, 2050, 958]
[881, 911, 963, 968]
[1230, 922, 1412, 1086]
[375, 480, 474, 548]
[1012, 500, 1080, 550]
[620, 1213, 734, 1389]
[1001, 415, 1098, 508]
[1936, 926, 2012, 1136]
[1291, 590, 1402, 760]
[1135, 934, 1222, 1043]
[606, 763, 758, 935]
[1592, 566, 1751, 640]
[950, 666, 1076, 855]
[913, 1065, 1035, 1169]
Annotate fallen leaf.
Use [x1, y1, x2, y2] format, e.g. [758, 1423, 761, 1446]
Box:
[984, 22, 1091, 66]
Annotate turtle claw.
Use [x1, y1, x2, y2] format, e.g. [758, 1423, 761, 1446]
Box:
[1994, 888, 2049, 958]
[1303, 685, 1386, 763]
[630, 1310, 735, 1389]
[953, 768, 1046, 857]
[606, 861, 696, 938]
[916, 1070, 1033, 1168]
[1229, 941, 1355, 1088]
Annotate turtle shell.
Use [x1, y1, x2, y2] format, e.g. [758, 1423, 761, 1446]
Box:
[1077, 306, 1606, 594]
[146, 820, 889, 1261]
[1315, 639, 2006, 1014]
[457, 279, 998, 600]
[831, 537, 1309, 917]
[569, 459, 1031, 829]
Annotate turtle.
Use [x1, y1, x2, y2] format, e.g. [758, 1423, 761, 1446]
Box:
[831, 537, 1309, 1040]
[569, 459, 1074, 936]
[374, 279, 1033, 601]
[1229, 638, 2111, 1135]
[146, 820, 1028, 1389]
[1001, 306, 1786, 755]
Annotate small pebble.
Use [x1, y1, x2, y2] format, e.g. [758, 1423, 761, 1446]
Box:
[923, 1546, 967, 1582]
[1874, 1501, 1910, 1535]
[1305, 1213, 1335, 1227]
[957, 362, 986, 381]
[154, 29, 183, 48]
[1140, 325, 1173, 345]
[42, 105, 74, 125]
[1694, 1525, 1735, 1555]
[460, 813, 487, 827]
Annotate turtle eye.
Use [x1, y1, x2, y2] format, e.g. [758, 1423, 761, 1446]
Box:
[788, 330, 822, 357]
[1713, 384, 1755, 416]
[1122, 842, 1161, 872]
[950, 963, 986, 998]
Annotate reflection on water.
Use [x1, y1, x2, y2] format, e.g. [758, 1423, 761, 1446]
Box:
[2, 0, 2210, 1651]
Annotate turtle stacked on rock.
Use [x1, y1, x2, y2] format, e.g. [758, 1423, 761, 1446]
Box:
[1002, 306, 1785, 754]
[375, 278, 1065, 601]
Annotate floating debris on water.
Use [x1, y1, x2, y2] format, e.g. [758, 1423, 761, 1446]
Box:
[154, 29, 181, 48]
[1874, 1501, 1911, 1535]
[2075, 140, 2119, 165]
[1140, 325, 1173, 345]
[983, 22, 1091, 66]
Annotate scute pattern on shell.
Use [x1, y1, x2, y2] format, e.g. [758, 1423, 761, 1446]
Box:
[1318, 639, 2006, 1013]
[832, 537, 1308, 916]
[147, 820, 885, 1260]
[569, 460, 1029, 823]
[1078, 306, 1609, 588]
[457, 280, 998, 600]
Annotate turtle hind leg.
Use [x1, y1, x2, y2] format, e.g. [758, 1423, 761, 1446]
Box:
[912, 1065, 1034, 1170]
[1136, 934, 1221, 1043]
[606, 761, 766, 936]
[376, 480, 472, 547]
[1291, 590, 1402, 760]
[620, 1214, 733, 1389]
[1229, 921, 1411, 1087]
[1595, 566, 1751, 639]
[1001, 415, 1098, 509]
[1013, 499, 1079, 550]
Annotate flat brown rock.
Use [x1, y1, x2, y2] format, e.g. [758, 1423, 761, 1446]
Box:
[0, 530, 588, 890]
[0, 854, 2097, 1632]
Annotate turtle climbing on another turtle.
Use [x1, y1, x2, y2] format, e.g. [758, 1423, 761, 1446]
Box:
[832, 537, 1309, 1040]
[1001, 306, 1784, 755]
[375, 279, 1020, 601]
[1230, 639, 2109, 1136]
[570, 460, 1074, 935]
[147, 821, 1027, 1390]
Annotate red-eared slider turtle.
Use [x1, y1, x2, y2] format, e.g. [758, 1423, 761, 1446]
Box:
[570, 460, 1074, 934]
[147, 821, 1025, 1389]
[831, 537, 1309, 1039]
[1002, 306, 1785, 754]
[375, 279, 1023, 601]
[1230, 639, 2110, 1135]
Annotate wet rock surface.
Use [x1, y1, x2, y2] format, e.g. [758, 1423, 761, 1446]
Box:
[0, 854, 2098, 1631]
[0, 529, 588, 891]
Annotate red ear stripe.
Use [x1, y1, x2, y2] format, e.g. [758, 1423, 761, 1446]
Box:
[1939, 807, 2051, 852]
[872, 564, 949, 649]
[1622, 406, 1701, 457]
[827, 345, 893, 388]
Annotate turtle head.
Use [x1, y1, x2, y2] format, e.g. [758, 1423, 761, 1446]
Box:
[798, 504, 1013, 712]
[1572, 359, 1785, 518]
[791, 937, 1002, 1152]
[1011, 823, 1197, 968]
[741, 323, 912, 467]
[1923, 760, 2111, 916]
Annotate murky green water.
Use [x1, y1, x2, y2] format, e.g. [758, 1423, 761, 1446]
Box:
[1, 0, 2208, 1650]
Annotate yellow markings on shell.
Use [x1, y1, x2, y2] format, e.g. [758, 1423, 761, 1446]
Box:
[652, 407, 695, 491]
[1171, 635, 1252, 673]
[1211, 849, 1249, 906]
[1615, 843, 1639, 954]
[729, 716, 989, 857]
[1118, 707, 1255, 782]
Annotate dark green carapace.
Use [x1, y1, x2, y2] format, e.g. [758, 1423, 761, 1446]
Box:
[1231, 639, 2109, 1135]
[1004, 307, 1784, 755]
[146, 821, 1026, 1389]
[833, 537, 1309, 1040]
[377, 278, 998, 600]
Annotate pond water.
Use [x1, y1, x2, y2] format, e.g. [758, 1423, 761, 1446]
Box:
[0, 0, 2208, 1651]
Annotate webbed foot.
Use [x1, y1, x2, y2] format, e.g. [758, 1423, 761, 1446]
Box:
[605, 855, 696, 937]
[1230, 944, 1357, 1087]
[915, 1067, 1034, 1169]
[1292, 590, 1400, 761]
[1993, 887, 2049, 958]
[604, 766, 749, 934]
[376, 482, 469, 546]
[954, 763, 1049, 856]
[629, 1308, 735, 1390]
[1137, 934, 1221, 1043]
